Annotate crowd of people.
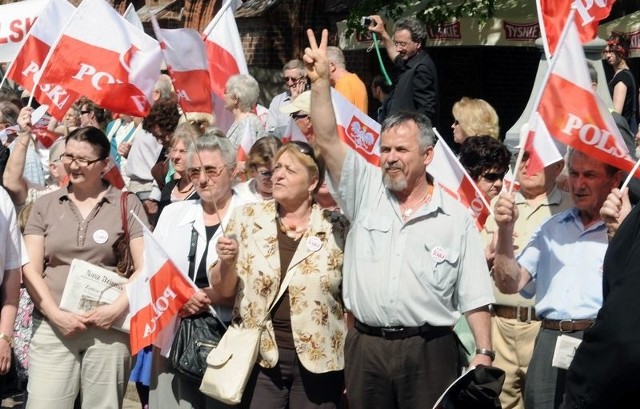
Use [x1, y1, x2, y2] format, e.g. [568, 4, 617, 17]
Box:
[0, 12, 638, 409]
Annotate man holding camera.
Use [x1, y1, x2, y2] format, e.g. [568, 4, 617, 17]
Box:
[367, 15, 439, 126]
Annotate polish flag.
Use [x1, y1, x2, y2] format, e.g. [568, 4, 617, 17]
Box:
[428, 132, 493, 230]
[502, 166, 521, 193]
[102, 160, 126, 189]
[519, 112, 563, 176]
[123, 3, 143, 31]
[128, 226, 196, 354]
[203, 0, 246, 132]
[151, 16, 212, 114]
[256, 104, 269, 130]
[281, 119, 308, 144]
[332, 89, 380, 166]
[537, 12, 639, 177]
[5, 0, 79, 121]
[0, 0, 46, 63]
[38, 0, 162, 117]
[537, 0, 614, 58]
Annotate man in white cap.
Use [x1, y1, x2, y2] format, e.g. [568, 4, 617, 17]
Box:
[279, 90, 314, 144]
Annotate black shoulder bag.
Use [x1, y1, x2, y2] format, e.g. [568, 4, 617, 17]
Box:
[169, 227, 227, 382]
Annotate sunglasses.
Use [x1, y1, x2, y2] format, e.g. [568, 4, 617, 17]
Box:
[284, 76, 303, 83]
[291, 112, 309, 120]
[289, 141, 320, 168]
[257, 169, 273, 179]
[481, 171, 506, 182]
[80, 110, 91, 115]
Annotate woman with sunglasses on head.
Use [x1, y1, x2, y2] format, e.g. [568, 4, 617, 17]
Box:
[21, 126, 148, 408]
[149, 131, 249, 409]
[212, 141, 349, 409]
[235, 135, 282, 203]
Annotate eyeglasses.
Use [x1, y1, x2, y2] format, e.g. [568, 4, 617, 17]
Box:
[59, 153, 102, 167]
[284, 76, 303, 84]
[291, 112, 309, 120]
[481, 171, 506, 182]
[80, 110, 91, 115]
[187, 165, 227, 180]
[394, 40, 414, 48]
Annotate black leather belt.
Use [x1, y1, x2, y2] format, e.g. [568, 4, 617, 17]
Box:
[354, 319, 452, 340]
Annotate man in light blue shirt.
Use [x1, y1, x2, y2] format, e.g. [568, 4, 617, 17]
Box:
[492, 149, 622, 409]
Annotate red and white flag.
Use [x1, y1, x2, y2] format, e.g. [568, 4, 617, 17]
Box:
[0, 0, 46, 63]
[38, 0, 162, 117]
[281, 119, 308, 144]
[128, 226, 196, 354]
[519, 111, 563, 176]
[537, 13, 639, 177]
[203, 0, 246, 132]
[428, 132, 493, 230]
[332, 89, 381, 166]
[5, 0, 79, 121]
[151, 16, 212, 114]
[537, 0, 614, 58]
[123, 3, 143, 31]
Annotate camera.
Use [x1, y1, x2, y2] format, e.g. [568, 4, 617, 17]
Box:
[361, 16, 374, 27]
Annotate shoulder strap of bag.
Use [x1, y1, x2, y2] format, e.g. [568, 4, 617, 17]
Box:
[188, 226, 198, 281]
[255, 265, 297, 327]
[187, 226, 228, 328]
[120, 191, 129, 241]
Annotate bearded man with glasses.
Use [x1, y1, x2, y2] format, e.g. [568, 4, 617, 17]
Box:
[366, 15, 439, 126]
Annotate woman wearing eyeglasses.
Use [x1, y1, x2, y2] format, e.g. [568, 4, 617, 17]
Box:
[212, 141, 349, 409]
[234, 135, 282, 203]
[21, 126, 148, 408]
[149, 133, 249, 409]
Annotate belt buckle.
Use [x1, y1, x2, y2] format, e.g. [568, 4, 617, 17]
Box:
[516, 304, 532, 324]
[380, 327, 404, 339]
[558, 319, 573, 332]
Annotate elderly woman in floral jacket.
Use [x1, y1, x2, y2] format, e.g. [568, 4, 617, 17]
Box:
[213, 141, 349, 409]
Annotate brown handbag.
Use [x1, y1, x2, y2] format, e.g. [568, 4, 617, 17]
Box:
[112, 191, 135, 277]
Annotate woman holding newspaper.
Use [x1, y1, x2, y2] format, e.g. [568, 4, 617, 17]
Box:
[212, 141, 349, 408]
[21, 123, 148, 408]
[148, 133, 249, 409]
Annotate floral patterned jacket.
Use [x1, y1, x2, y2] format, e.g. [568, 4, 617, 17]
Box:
[226, 201, 349, 374]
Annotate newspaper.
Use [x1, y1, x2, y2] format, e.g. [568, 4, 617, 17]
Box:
[59, 259, 131, 332]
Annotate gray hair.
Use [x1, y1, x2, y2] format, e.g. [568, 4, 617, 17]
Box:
[226, 74, 260, 112]
[283, 59, 305, 75]
[394, 17, 428, 46]
[186, 134, 237, 168]
[153, 74, 174, 100]
[381, 111, 435, 154]
[327, 46, 346, 69]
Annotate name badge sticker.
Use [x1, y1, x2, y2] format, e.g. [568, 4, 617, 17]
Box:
[431, 246, 447, 264]
[93, 229, 109, 244]
[307, 236, 323, 252]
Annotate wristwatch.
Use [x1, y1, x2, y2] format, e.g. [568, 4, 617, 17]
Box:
[0, 333, 14, 348]
[475, 348, 495, 361]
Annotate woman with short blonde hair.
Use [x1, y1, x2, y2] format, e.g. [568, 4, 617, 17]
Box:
[451, 97, 500, 143]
